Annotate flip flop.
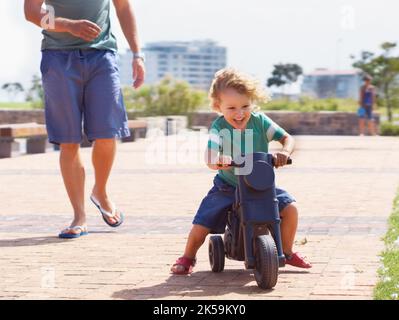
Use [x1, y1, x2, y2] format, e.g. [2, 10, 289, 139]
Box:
[58, 226, 88, 239]
[90, 195, 125, 228]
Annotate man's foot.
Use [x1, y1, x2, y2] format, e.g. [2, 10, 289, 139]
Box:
[59, 221, 88, 239]
[90, 190, 123, 226]
[285, 252, 312, 268]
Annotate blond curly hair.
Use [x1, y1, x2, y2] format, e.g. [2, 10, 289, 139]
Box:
[209, 68, 270, 111]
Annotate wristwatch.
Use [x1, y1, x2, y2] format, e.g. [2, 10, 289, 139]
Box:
[133, 52, 145, 62]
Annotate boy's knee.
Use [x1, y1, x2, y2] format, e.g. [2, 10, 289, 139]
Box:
[280, 203, 298, 218]
[191, 224, 210, 243]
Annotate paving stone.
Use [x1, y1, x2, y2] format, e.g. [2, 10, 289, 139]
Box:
[1, 134, 399, 299]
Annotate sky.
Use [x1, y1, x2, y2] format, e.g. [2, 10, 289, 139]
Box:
[1, 0, 398, 101]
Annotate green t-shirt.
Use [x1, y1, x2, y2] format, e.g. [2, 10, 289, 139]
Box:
[42, 0, 117, 51]
[207, 112, 287, 186]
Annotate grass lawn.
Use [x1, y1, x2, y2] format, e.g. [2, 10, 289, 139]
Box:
[374, 189, 399, 300]
[0, 102, 35, 110]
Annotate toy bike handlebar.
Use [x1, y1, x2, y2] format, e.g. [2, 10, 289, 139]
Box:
[229, 157, 292, 168]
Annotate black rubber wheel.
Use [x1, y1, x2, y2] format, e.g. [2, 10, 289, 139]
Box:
[254, 235, 278, 289]
[209, 235, 225, 272]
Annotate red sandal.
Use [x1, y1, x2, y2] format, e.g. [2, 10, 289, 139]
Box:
[285, 252, 312, 269]
[171, 256, 196, 275]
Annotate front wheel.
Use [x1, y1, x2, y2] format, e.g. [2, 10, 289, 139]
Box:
[254, 235, 278, 289]
[209, 235, 225, 272]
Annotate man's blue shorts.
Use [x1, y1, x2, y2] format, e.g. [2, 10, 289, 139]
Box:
[192, 175, 296, 234]
[41, 49, 130, 144]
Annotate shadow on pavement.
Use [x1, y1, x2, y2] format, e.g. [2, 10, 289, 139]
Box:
[0, 236, 66, 247]
[279, 269, 310, 274]
[111, 270, 281, 299]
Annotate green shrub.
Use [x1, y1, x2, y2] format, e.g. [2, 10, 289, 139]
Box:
[0, 102, 33, 110]
[259, 97, 358, 112]
[123, 78, 207, 116]
[380, 122, 399, 136]
[374, 190, 399, 300]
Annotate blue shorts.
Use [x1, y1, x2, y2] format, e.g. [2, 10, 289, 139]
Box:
[41, 49, 130, 144]
[193, 175, 296, 234]
[357, 106, 373, 120]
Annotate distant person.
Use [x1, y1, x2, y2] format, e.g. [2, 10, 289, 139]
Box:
[170, 68, 312, 275]
[24, 0, 145, 238]
[358, 75, 377, 136]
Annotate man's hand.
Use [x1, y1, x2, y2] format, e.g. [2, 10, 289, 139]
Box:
[67, 20, 102, 42]
[132, 58, 145, 89]
[113, 0, 144, 88]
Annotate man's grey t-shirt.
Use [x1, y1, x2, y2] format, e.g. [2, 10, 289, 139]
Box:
[42, 0, 117, 51]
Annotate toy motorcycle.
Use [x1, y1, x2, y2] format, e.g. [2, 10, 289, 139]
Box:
[208, 152, 291, 289]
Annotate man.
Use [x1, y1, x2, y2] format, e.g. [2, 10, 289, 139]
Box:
[358, 74, 377, 136]
[24, 0, 145, 238]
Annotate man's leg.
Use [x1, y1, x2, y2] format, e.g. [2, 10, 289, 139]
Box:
[358, 118, 365, 135]
[60, 143, 86, 233]
[91, 138, 121, 225]
[368, 119, 376, 135]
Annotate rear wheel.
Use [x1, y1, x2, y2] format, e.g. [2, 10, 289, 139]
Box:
[209, 235, 225, 272]
[254, 235, 278, 289]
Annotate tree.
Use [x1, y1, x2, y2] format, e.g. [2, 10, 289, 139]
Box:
[123, 77, 206, 116]
[267, 63, 303, 98]
[25, 75, 44, 109]
[1, 82, 24, 101]
[352, 42, 399, 122]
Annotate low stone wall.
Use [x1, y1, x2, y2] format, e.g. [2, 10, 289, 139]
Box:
[136, 115, 188, 135]
[0, 110, 45, 125]
[0, 110, 188, 136]
[190, 111, 380, 135]
[0, 109, 380, 135]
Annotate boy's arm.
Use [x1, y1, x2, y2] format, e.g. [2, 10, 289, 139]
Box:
[274, 134, 295, 168]
[24, 0, 101, 42]
[204, 148, 232, 170]
[113, 0, 145, 89]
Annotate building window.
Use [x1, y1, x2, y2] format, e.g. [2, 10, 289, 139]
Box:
[186, 55, 201, 59]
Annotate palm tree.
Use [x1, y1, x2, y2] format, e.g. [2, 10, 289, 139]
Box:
[1, 82, 24, 101]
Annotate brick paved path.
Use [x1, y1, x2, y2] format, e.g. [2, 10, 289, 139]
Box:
[1, 133, 399, 300]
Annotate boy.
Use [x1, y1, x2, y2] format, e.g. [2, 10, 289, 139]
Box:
[171, 69, 312, 274]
